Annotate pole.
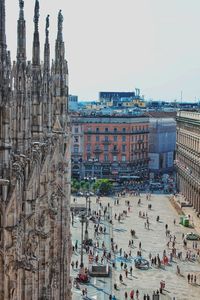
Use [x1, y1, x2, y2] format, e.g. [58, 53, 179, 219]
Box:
[84, 219, 89, 241]
[80, 215, 84, 268]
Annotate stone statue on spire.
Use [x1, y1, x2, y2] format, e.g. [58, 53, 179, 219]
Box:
[34, 0, 39, 25]
[46, 15, 50, 37]
[19, 0, 24, 9]
[58, 10, 63, 37]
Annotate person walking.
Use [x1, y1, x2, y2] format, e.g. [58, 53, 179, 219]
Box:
[139, 241, 142, 249]
[191, 274, 193, 284]
[187, 273, 190, 283]
[130, 290, 134, 299]
[125, 269, 128, 278]
[124, 291, 128, 299]
[130, 266, 133, 276]
[136, 289, 139, 299]
[194, 274, 197, 284]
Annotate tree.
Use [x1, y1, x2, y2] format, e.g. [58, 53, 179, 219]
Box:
[93, 179, 112, 195]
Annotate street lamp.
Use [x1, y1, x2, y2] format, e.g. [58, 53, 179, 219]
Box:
[84, 218, 89, 241]
[84, 176, 96, 216]
[80, 214, 86, 268]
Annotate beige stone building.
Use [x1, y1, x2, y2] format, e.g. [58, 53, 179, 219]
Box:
[176, 111, 200, 214]
[0, 0, 71, 299]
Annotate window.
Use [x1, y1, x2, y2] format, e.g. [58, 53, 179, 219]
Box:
[95, 145, 100, 150]
[104, 136, 109, 142]
[113, 145, 117, 151]
[132, 136, 135, 142]
[74, 136, 79, 143]
[104, 144, 109, 151]
[113, 155, 118, 162]
[75, 127, 79, 133]
[95, 154, 99, 161]
[122, 144, 126, 152]
[122, 155, 126, 162]
[122, 128, 126, 133]
[104, 154, 109, 161]
[73, 145, 79, 153]
[114, 128, 117, 133]
[96, 135, 99, 142]
[87, 154, 91, 160]
[105, 127, 108, 132]
[114, 135, 118, 142]
[122, 135, 126, 142]
[86, 144, 91, 152]
[87, 135, 91, 142]
[96, 127, 99, 132]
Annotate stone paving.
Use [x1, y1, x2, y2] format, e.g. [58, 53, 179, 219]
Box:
[71, 193, 200, 300]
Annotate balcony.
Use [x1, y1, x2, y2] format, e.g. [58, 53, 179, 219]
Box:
[111, 149, 120, 154]
[102, 140, 111, 145]
[93, 148, 103, 154]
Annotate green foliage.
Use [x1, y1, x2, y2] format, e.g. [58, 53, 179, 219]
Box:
[93, 179, 112, 195]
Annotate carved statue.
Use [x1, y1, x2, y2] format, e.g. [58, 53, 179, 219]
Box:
[58, 10, 63, 33]
[46, 14, 50, 36]
[19, 0, 24, 9]
[5, 256, 17, 300]
[25, 231, 38, 259]
[34, 0, 40, 24]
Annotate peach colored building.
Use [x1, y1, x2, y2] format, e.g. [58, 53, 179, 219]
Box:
[71, 114, 149, 179]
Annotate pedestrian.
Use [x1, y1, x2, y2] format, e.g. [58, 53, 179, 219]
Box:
[136, 289, 139, 299]
[143, 294, 147, 300]
[187, 273, 190, 283]
[130, 290, 134, 299]
[191, 274, 193, 284]
[130, 266, 133, 276]
[71, 261, 74, 269]
[75, 260, 78, 269]
[194, 275, 197, 284]
[125, 269, 128, 278]
[109, 294, 112, 300]
[173, 219, 176, 225]
[119, 274, 123, 283]
[124, 291, 128, 299]
[139, 241, 141, 249]
[176, 265, 180, 275]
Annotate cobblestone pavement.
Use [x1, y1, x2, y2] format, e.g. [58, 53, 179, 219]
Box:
[71, 193, 200, 300]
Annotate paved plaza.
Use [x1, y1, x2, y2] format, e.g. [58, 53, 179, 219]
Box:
[71, 193, 200, 300]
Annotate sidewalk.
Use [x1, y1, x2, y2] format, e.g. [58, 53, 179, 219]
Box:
[172, 194, 200, 234]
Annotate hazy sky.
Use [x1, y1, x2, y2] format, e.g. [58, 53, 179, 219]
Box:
[5, 0, 200, 102]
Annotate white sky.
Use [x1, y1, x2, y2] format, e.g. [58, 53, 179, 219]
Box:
[5, 0, 200, 102]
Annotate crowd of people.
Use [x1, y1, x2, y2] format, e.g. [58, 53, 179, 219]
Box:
[71, 190, 200, 300]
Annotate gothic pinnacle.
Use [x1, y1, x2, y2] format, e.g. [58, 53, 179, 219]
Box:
[34, 0, 39, 32]
[32, 0, 40, 65]
[0, 0, 6, 46]
[57, 9, 63, 41]
[17, 0, 26, 62]
[19, 0, 24, 19]
[45, 14, 50, 42]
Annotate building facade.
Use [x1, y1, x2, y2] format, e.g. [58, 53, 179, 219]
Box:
[71, 115, 149, 180]
[0, 1, 71, 299]
[149, 118, 176, 174]
[176, 111, 200, 214]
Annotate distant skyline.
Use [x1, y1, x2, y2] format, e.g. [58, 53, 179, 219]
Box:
[5, 0, 200, 102]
